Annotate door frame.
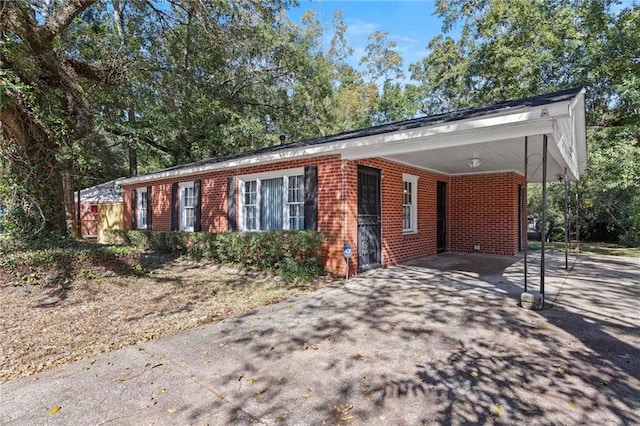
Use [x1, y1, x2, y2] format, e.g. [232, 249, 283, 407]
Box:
[357, 165, 382, 272]
[437, 181, 447, 253]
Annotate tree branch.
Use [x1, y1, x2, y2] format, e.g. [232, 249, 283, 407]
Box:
[2, 1, 39, 44]
[105, 127, 176, 156]
[41, 0, 98, 39]
[65, 58, 121, 85]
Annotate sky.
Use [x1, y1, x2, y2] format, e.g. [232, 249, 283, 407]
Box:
[287, 0, 449, 78]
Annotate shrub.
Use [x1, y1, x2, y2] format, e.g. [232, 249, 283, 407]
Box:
[108, 230, 325, 280]
[0, 243, 139, 287]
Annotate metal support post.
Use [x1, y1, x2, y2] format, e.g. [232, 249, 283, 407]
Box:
[564, 167, 569, 270]
[524, 137, 528, 293]
[540, 135, 548, 307]
[576, 192, 580, 254]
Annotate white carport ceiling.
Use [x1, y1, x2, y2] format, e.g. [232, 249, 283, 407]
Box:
[384, 134, 567, 183]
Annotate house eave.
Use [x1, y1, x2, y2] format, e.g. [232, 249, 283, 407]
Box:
[117, 90, 585, 187]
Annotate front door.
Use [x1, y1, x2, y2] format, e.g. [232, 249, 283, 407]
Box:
[357, 166, 382, 271]
[437, 181, 447, 253]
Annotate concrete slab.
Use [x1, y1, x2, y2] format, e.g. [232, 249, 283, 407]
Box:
[1, 252, 638, 425]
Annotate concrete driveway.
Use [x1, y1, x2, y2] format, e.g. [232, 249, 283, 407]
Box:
[1, 252, 638, 425]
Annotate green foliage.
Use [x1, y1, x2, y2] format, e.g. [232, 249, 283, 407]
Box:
[373, 81, 418, 125]
[360, 30, 404, 83]
[6, 0, 636, 249]
[409, 35, 473, 114]
[2, 1, 422, 245]
[107, 230, 325, 281]
[0, 243, 138, 287]
[422, 0, 640, 245]
[527, 241, 640, 258]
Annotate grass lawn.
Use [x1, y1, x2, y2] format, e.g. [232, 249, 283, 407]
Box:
[527, 241, 640, 257]
[0, 246, 332, 383]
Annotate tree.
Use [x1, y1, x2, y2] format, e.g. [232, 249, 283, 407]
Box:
[360, 30, 404, 84]
[413, 0, 640, 244]
[409, 35, 473, 114]
[358, 29, 418, 125]
[325, 10, 376, 132]
[3, 0, 342, 242]
[1, 0, 119, 240]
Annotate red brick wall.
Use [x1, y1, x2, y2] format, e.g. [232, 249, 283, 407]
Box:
[353, 158, 449, 270]
[449, 172, 526, 256]
[123, 155, 350, 274]
[123, 156, 525, 275]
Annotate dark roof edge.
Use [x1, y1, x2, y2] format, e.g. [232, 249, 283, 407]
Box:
[125, 86, 585, 181]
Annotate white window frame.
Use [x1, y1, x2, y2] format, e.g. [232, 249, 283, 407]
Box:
[402, 173, 418, 234]
[287, 175, 305, 231]
[136, 188, 148, 229]
[179, 181, 195, 232]
[243, 179, 259, 231]
[237, 167, 304, 232]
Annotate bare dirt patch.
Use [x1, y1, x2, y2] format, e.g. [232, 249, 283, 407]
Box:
[0, 254, 332, 383]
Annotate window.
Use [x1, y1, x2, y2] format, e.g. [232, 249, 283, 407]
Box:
[239, 168, 305, 232]
[243, 180, 258, 231]
[402, 174, 418, 234]
[288, 175, 304, 230]
[179, 182, 195, 232]
[136, 188, 148, 229]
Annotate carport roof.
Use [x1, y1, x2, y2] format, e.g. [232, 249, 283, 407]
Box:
[119, 87, 586, 185]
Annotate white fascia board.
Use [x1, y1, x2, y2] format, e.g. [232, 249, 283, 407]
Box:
[549, 88, 587, 180]
[343, 105, 567, 154]
[572, 90, 588, 176]
[341, 119, 555, 160]
[117, 150, 328, 186]
[237, 167, 304, 181]
[118, 99, 574, 186]
[552, 118, 580, 180]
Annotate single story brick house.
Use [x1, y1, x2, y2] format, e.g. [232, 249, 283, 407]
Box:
[118, 87, 586, 275]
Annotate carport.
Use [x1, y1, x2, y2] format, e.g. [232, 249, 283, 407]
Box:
[341, 86, 587, 305]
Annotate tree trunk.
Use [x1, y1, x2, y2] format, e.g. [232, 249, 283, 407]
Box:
[0, 113, 67, 239]
[128, 108, 137, 176]
[61, 158, 80, 238]
[1, 0, 106, 242]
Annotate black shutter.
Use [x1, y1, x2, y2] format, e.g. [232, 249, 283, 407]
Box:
[194, 180, 202, 232]
[131, 189, 137, 230]
[171, 182, 179, 231]
[146, 186, 152, 230]
[227, 176, 236, 231]
[304, 165, 318, 230]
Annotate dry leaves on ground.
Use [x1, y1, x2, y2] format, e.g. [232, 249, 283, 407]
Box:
[0, 255, 331, 383]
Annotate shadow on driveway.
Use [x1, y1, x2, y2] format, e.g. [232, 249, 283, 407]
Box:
[0, 252, 638, 425]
